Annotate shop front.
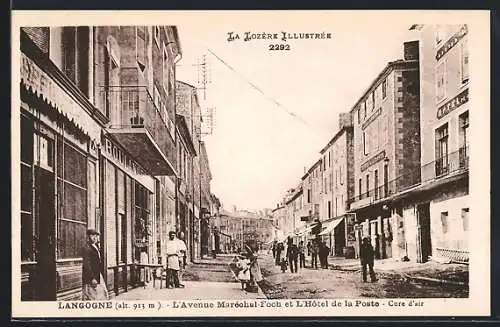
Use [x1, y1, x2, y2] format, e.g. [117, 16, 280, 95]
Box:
[19, 41, 104, 301]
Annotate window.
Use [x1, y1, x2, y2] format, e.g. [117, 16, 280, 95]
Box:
[383, 164, 389, 197]
[435, 124, 449, 176]
[307, 189, 311, 203]
[435, 25, 446, 46]
[363, 101, 367, 118]
[371, 92, 375, 110]
[154, 26, 160, 47]
[57, 138, 88, 259]
[357, 108, 361, 124]
[358, 178, 362, 197]
[440, 212, 449, 234]
[61, 27, 89, 96]
[461, 38, 469, 83]
[328, 201, 331, 219]
[461, 208, 469, 231]
[340, 166, 344, 185]
[136, 27, 146, 72]
[163, 44, 170, 96]
[366, 175, 370, 197]
[335, 197, 338, 217]
[21, 115, 34, 262]
[382, 78, 387, 99]
[363, 131, 368, 155]
[374, 169, 379, 200]
[459, 111, 469, 167]
[329, 173, 333, 192]
[328, 152, 331, 167]
[436, 61, 446, 102]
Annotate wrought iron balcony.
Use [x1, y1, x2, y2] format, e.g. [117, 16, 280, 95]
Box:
[348, 146, 469, 209]
[100, 86, 177, 176]
[422, 146, 469, 182]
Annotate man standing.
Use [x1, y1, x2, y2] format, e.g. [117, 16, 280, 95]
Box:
[81, 229, 108, 300]
[298, 241, 306, 269]
[165, 231, 183, 288]
[288, 242, 299, 273]
[275, 242, 283, 266]
[311, 238, 319, 269]
[272, 240, 277, 259]
[319, 241, 330, 269]
[360, 237, 377, 283]
[177, 231, 188, 287]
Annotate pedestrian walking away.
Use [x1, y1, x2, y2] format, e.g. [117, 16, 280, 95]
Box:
[288, 242, 299, 273]
[360, 237, 378, 283]
[81, 229, 109, 300]
[275, 242, 283, 266]
[298, 241, 306, 269]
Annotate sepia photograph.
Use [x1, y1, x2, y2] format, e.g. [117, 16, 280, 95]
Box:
[11, 10, 490, 317]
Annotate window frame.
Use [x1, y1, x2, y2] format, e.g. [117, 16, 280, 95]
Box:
[435, 60, 447, 103]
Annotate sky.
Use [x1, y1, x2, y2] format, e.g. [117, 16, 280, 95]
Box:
[175, 12, 419, 212]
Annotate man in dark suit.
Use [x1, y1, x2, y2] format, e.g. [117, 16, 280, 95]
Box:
[82, 229, 108, 300]
[360, 236, 378, 283]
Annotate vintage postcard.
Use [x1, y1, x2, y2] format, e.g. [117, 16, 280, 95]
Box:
[11, 10, 490, 318]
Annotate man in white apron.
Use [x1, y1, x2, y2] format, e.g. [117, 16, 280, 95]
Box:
[165, 231, 183, 288]
[177, 232, 187, 287]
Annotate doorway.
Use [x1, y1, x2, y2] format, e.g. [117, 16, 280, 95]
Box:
[417, 203, 432, 263]
[34, 166, 57, 300]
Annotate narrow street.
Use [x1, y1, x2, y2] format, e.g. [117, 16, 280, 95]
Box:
[114, 252, 468, 301]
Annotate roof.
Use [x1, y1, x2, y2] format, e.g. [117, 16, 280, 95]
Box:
[175, 114, 197, 156]
[349, 59, 418, 114]
[319, 125, 353, 154]
[301, 158, 322, 180]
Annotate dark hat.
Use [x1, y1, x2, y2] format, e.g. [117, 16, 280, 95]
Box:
[168, 231, 176, 236]
[87, 229, 100, 236]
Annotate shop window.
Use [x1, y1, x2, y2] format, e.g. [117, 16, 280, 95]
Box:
[21, 115, 34, 262]
[461, 208, 469, 231]
[57, 139, 88, 259]
[440, 212, 449, 234]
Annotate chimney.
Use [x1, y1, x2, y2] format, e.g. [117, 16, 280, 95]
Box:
[403, 40, 419, 61]
[338, 112, 353, 130]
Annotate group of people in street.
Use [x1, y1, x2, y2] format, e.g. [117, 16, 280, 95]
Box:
[81, 228, 189, 300]
[272, 237, 331, 273]
[270, 235, 378, 283]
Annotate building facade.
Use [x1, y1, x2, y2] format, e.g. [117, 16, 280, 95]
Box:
[317, 113, 355, 256]
[348, 41, 421, 261]
[405, 24, 470, 263]
[18, 25, 217, 300]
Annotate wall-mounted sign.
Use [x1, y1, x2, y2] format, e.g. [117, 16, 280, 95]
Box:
[437, 88, 468, 119]
[361, 150, 386, 172]
[362, 108, 382, 130]
[436, 24, 468, 61]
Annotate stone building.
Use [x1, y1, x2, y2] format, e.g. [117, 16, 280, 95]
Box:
[348, 41, 421, 261]
[317, 113, 355, 256]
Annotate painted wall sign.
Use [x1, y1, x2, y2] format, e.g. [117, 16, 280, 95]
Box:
[362, 107, 382, 130]
[361, 150, 386, 172]
[437, 88, 469, 119]
[436, 24, 468, 61]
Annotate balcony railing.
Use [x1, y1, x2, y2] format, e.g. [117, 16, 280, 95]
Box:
[100, 86, 177, 175]
[422, 145, 469, 182]
[348, 146, 469, 205]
